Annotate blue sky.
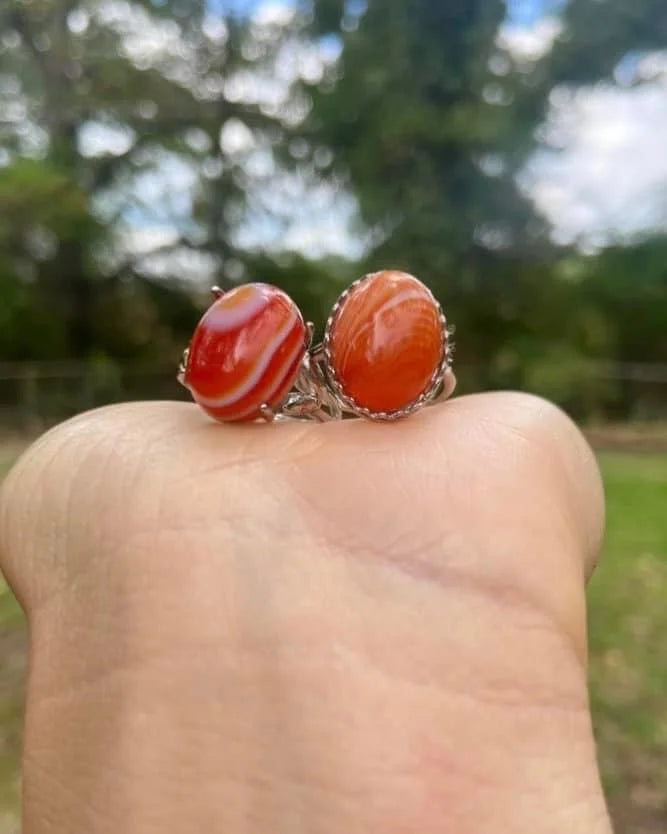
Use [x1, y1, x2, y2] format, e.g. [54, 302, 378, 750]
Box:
[507, 0, 565, 25]
[209, 0, 564, 25]
[127, 0, 667, 257]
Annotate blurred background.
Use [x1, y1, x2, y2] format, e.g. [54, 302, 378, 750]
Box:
[0, 0, 666, 830]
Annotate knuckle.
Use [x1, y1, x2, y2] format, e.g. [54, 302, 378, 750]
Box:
[0, 406, 134, 603]
[475, 391, 605, 573]
[1, 422, 78, 601]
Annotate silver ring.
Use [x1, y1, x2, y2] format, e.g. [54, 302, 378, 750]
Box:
[178, 272, 455, 423]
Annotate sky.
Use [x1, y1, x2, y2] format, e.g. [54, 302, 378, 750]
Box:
[74, 0, 667, 264]
[506, 0, 565, 25]
[235, 0, 667, 257]
[238, 0, 667, 256]
[212, 0, 563, 24]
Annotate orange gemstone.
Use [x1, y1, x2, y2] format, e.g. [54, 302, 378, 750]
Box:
[184, 283, 306, 422]
[328, 271, 445, 414]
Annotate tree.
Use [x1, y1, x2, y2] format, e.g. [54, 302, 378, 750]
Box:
[549, 0, 667, 83]
[0, 0, 302, 361]
[308, 2, 550, 260]
[300, 0, 667, 413]
[298, 0, 560, 381]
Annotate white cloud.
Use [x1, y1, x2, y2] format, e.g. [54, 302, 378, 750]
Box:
[498, 17, 563, 62]
[523, 74, 667, 248]
[252, 1, 295, 28]
[219, 119, 256, 155]
[120, 225, 179, 255]
[77, 6, 667, 261]
[500, 18, 667, 249]
[637, 51, 667, 82]
[235, 166, 366, 260]
[202, 15, 228, 43]
[78, 120, 135, 157]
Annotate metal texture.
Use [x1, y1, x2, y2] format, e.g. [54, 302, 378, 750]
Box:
[177, 347, 189, 387]
[178, 279, 455, 423]
[318, 272, 453, 422]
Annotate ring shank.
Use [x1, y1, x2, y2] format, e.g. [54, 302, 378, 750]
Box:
[270, 341, 454, 423]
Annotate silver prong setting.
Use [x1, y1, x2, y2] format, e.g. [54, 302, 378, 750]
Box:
[177, 347, 190, 387]
[319, 272, 454, 422]
[260, 404, 276, 422]
[180, 274, 455, 423]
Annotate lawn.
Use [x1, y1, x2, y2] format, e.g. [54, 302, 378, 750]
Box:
[588, 453, 667, 833]
[0, 441, 26, 834]
[0, 443, 666, 833]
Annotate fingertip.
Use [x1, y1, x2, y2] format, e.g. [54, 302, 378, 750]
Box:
[446, 391, 605, 581]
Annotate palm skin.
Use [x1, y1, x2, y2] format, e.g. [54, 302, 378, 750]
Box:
[0, 392, 611, 833]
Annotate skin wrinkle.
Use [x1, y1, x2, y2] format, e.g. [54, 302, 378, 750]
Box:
[7, 426, 265, 616]
[186, 673, 434, 833]
[281, 463, 587, 664]
[65, 434, 123, 576]
[18, 497, 140, 617]
[19, 411, 584, 659]
[395, 558, 586, 667]
[31, 544, 584, 736]
[24, 751, 110, 818]
[470, 397, 604, 571]
[169, 453, 267, 488]
[25, 526, 201, 689]
[280, 612, 589, 718]
[1, 396, 611, 834]
[213, 632, 593, 833]
[343, 579, 586, 707]
[210, 576, 370, 828]
[29, 538, 581, 740]
[416, 708, 594, 801]
[2, 422, 116, 605]
[415, 730, 604, 834]
[282, 510, 586, 678]
[46, 507, 256, 611]
[27, 633, 224, 712]
[162, 423, 323, 488]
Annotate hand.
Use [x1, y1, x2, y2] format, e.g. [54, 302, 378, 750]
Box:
[0, 393, 611, 834]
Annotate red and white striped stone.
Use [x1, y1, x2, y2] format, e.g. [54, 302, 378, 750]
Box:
[183, 283, 307, 422]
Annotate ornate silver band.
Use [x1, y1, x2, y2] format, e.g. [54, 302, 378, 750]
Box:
[179, 283, 455, 424]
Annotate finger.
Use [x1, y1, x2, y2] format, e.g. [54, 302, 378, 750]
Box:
[1, 391, 602, 616]
[0, 395, 609, 834]
[277, 390, 604, 652]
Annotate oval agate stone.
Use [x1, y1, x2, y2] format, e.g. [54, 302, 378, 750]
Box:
[184, 283, 307, 422]
[328, 270, 445, 415]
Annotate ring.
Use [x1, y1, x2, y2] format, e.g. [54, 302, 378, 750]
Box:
[178, 270, 454, 423]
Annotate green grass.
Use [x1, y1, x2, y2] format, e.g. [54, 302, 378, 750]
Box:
[589, 453, 667, 831]
[0, 447, 666, 831]
[0, 585, 23, 834]
[0, 449, 26, 833]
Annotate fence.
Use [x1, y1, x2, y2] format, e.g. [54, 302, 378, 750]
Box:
[1, 359, 667, 432]
[0, 360, 186, 432]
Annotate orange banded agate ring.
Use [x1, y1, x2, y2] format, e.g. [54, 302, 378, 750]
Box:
[179, 271, 453, 423]
[180, 283, 307, 422]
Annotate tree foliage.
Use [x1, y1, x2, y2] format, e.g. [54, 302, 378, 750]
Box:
[301, 0, 666, 415]
[307, 0, 548, 276]
[0, 0, 306, 360]
[0, 0, 665, 420]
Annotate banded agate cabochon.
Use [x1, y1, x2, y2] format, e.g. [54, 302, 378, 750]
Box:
[328, 271, 445, 414]
[184, 283, 307, 422]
